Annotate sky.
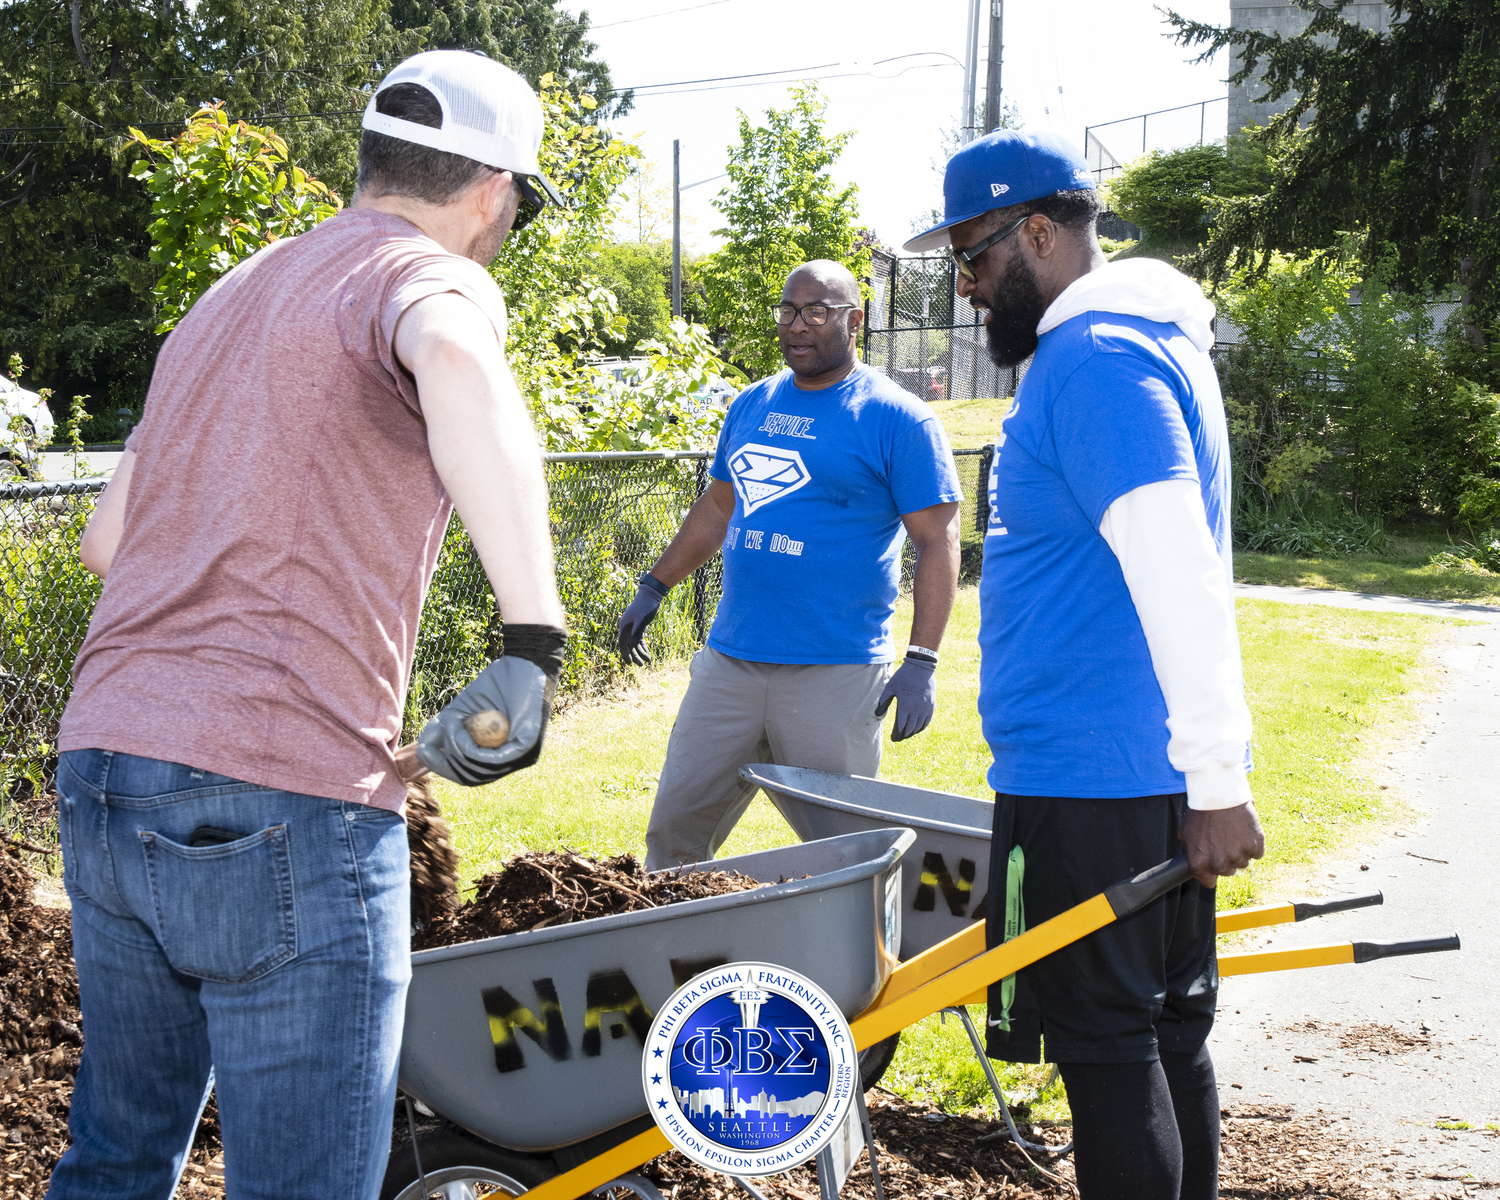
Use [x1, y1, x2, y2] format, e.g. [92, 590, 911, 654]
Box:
[582, 0, 1234, 253]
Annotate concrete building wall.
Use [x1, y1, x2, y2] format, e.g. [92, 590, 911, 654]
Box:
[1228, 0, 1392, 133]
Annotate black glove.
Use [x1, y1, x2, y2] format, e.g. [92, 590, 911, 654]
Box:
[617, 573, 670, 665]
[416, 624, 567, 786]
[874, 650, 938, 742]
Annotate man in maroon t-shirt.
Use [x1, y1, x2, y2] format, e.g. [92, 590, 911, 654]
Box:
[50, 52, 565, 1200]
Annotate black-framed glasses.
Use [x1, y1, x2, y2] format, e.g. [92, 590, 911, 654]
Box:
[772, 302, 859, 327]
[951, 213, 1031, 280]
[511, 175, 546, 231]
[496, 169, 566, 232]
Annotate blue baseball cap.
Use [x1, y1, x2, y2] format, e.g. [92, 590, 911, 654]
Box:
[903, 130, 1094, 253]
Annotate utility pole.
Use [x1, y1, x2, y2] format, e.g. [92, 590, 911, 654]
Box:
[671, 139, 682, 318]
[983, 0, 1004, 134]
[962, 0, 981, 143]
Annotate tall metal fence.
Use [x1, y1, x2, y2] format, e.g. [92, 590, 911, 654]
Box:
[1, 449, 993, 832]
[862, 251, 1024, 402]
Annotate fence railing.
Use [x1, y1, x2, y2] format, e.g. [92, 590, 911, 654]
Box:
[1, 448, 993, 829]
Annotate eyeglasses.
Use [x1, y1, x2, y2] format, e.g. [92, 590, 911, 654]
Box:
[951, 213, 1031, 280]
[511, 175, 546, 232]
[772, 303, 859, 326]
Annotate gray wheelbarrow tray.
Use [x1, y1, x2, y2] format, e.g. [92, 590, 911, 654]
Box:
[398, 826, 914, 1154]
[743, 764, 993, 961]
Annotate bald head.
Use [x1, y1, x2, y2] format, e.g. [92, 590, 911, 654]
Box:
[783, 260, 861, 307]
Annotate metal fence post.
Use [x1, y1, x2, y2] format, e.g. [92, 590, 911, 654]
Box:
[693, 458, 709, 644]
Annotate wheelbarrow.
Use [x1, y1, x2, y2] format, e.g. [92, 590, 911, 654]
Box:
[383, 827, 914, 1199]
[743, 764, 1461, 1152]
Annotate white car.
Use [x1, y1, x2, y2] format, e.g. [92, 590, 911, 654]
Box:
[1, 375, 55, 478]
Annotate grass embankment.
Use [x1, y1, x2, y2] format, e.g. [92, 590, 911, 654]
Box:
[429, 589, 1453, 1119]
[1236, 534, 1500, 606]
[927, 395, 1009, 450]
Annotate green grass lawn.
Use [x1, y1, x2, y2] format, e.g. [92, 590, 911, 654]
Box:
[428, 588, 1455, 1120]
[927, 395, 1010, 449]
[1236, 547, 1500, 605]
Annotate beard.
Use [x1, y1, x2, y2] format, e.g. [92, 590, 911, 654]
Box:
[465, 218, 511, 266]
[979, 252, 1047, 368]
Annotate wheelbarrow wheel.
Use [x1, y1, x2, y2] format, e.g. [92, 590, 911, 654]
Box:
[381, 1124, 557, 1200]
[859, 1032, 901, 1091]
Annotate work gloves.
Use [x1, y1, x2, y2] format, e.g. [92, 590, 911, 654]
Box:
[617, 573, 670, 665]
[416, 624, 568, 786]
[875, 648, 939, 742]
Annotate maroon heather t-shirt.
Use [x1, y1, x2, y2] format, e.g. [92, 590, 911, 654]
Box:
[60, 207, 506, 812]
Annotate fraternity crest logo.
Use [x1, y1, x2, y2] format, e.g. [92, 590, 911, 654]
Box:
[642, 963, 856, 1177]
[727, 443, 811, 516]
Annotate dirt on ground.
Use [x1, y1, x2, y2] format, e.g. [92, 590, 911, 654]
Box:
[412, 850, 772, 950]
[4, 846, 1486, 1199]
[633, 1096, 1486, 1200]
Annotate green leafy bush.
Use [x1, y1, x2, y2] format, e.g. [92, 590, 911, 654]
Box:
[1236, 505, 1389, 557]
[128, 106, 342, 334]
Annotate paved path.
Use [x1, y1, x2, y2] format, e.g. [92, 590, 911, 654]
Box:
[1210, 621, 1500, 1196]
[1236, 581, 1500, 622]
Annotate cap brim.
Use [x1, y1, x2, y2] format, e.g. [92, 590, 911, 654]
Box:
[902, 205, 994, 254]
[532, 171, 567, 210]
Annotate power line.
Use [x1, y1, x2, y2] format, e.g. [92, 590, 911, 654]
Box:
[593, 0, 732, 29]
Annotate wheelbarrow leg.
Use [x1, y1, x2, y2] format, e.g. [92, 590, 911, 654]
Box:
[945, 1007, 1074, 1158]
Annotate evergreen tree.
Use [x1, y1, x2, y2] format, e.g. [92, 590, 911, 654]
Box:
[1167, 0, 1499, 361]
[0, 0, 622, 428]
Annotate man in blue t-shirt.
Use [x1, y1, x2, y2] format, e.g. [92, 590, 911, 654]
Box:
[615, 260, 962, 870]
[905, 133, 1266, 1200]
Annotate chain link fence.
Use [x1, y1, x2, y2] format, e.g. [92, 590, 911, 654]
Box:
[863, 250, 1024, 402]
[1, 449, 992, 836]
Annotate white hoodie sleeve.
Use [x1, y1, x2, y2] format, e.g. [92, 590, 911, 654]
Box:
[1097, 479, 1253, 810]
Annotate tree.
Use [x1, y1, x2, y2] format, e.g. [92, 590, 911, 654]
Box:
[1166, 0, 1499, 361]
[0, 0, 623, 431]
[128, 106, 342, 333]
[699, 83, 870, 379]
[593, 242, 671, 358]
[1106, 136, 1271, 251]
[387, 0, 631, 119]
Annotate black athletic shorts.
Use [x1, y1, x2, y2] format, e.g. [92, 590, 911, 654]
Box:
[984, 791, 1217, 1065]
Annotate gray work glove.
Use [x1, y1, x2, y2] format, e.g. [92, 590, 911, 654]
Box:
[617, 573, 670, 665]
[416, 624, 567, 786]
[874, 651, 938, 742]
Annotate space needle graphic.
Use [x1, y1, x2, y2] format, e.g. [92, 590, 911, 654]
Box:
[729, 988, 768, 1118]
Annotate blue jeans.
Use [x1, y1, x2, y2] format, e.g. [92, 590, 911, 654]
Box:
[48, 750, 411, 1200]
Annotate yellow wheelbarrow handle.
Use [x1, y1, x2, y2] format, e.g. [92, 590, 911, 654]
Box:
[521, 855, 1194, 1200]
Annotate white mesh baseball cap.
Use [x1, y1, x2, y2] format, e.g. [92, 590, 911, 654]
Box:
[362, 50, 564, 207]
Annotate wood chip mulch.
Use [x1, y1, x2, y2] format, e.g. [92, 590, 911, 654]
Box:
[1285, 1018, 1438, 1056]
[412, 850, 772, 950]
[1, 846, 1486, 1199]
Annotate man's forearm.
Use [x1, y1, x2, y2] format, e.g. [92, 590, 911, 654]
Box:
[905, 508, 960, 650]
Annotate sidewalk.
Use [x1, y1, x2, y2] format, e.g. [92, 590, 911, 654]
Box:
[1210, 616, 1500, 1196]
[1236, 581, 1500, 623]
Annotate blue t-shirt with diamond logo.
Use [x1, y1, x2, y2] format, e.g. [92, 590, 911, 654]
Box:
[708, 364, 961, 664]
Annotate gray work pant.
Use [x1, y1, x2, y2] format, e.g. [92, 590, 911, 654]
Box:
[644, 646, 893, 870]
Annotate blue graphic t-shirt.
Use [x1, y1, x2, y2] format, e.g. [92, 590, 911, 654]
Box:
[978, 312, 1237, 797]
[708, 364, 961, 665]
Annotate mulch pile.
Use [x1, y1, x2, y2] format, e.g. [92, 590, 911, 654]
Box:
[1286, 1018, 1436, 1056]
[412, 850, 770, 950]
[634, 1096, 1478, 1200]
[1, 846, 1483, 1199]
[0, 844, 224, 1198]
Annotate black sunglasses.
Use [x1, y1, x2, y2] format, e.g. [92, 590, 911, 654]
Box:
[511, 175, 545, 232]
[951, 213, 1032, 280]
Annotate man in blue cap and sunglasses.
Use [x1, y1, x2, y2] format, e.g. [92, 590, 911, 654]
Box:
[906, 130, 1266, 1199]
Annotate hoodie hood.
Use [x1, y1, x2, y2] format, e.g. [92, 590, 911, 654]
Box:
[1035, 258, 1217, 353]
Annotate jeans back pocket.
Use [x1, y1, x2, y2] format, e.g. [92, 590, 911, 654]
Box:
[141, 826, 298, 984]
